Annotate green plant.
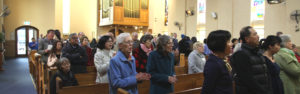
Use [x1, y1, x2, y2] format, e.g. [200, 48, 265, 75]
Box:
[0, 32, 5, 43]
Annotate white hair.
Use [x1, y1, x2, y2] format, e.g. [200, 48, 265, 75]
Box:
[116, 33, 131, 45]
[193, 41, 203, 50]
[69, 33, 77, 40]
[280, 34, 291, 48]
[132, 32, 138, 36]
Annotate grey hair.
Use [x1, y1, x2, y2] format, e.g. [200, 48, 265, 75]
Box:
[56, 57, 70, 71]
[116, 33, 131, 45]
[156, 35, 171, 56]
[279, 34, 291, 48]
[69, 33, 77, 40]
[193, 41, 203, 50]
[132, 32, 138, 36]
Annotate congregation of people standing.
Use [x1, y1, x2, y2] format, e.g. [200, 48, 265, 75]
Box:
[32, 26, 300, 94]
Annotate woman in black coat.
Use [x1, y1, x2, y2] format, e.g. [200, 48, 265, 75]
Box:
[260, 35, 284, 94]
[50, 57, 78, 94]
[201, 30, 233, 94]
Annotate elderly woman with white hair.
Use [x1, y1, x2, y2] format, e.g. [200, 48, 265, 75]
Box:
[108, 33, 151, 94]
[188, 41, 206, 74]
[274, 34, 300, 94]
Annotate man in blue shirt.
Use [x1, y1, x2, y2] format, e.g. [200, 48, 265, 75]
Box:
[108, 33, 151, 94]
[203, 39, 211, 55]
[29, 38, 38, 50]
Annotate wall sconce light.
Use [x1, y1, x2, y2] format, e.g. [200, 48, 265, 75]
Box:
[186, 10, 194, 16]
[134, 26, 138, 30]
[211, 12, 218, 19]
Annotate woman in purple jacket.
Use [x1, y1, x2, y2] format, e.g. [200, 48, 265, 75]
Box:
[201, 30, 233, 94]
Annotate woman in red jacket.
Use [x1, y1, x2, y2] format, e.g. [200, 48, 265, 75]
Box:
[292, 44, 300, 63]
[80, 36, 94, 66]
[133, 34, 153, 72]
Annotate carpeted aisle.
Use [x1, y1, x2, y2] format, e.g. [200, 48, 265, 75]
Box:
[0, 57, 37, 94]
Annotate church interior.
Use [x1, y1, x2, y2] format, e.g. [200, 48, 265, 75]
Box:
[0, 0, 300, 94]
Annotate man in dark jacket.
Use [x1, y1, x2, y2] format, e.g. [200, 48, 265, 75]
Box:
[62, 33, 88, 74]
[230, 26, 272, 94]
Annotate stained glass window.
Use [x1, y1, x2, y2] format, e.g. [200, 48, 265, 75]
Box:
[197, 0, 206, 42]
[197, 0, 206, 24]
[165, 0, 168, 26]
[251, 0, 265, 39]
[251, 0, 265, 21]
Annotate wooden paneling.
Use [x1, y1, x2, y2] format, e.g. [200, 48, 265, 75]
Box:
[114, 6, 124, 21]
[4, 40, 16, 57]
[100, 0, 148, 26]
[114, 17, 148, 26]
[140, 9, 148, 22]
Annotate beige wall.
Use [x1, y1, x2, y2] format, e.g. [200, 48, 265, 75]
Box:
[55, 0, 63, 31]
[168, 0, 185, 37]
[54, 0, 98, 40]
[3, 0, 300, 54]
[186, 0, 197, 37]
[232, 0, 251, 38]
[70, 0, 97, 39]
[148, 0, 166, 36]
[4, 0, 55, 40]
[265, 0, 300, 46]
[3, 0, 55, 57]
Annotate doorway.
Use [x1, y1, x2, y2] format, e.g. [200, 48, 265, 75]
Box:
[15, 26, 39, 56]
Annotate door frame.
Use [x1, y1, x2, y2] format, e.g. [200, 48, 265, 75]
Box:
[15, 25, 39, 57]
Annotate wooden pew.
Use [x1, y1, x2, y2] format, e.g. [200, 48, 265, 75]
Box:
[43, 66, 95, 94]
[137, 73, 204, 94]
[37, 55, 48, 94]
[57, 67, 193, 94]
[87, 66, 96, 73]
[57, 83, 129, 94]
[34, 54, 41, 94]
[31, 52, 97, 94]
[179, 53, 187, 67]
[172, 87, 202, 94]
[175, 66, 187, 75]
[28, 50, 37, 76]
[58, 83, 109, 94]
[74, 72, 97, 85]
[174, 73, 204, 92]
[178, 53, 188, 74]
[137, 80, 151, 94]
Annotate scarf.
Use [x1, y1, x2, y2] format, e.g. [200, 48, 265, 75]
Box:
[141, 44, 152, 56]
